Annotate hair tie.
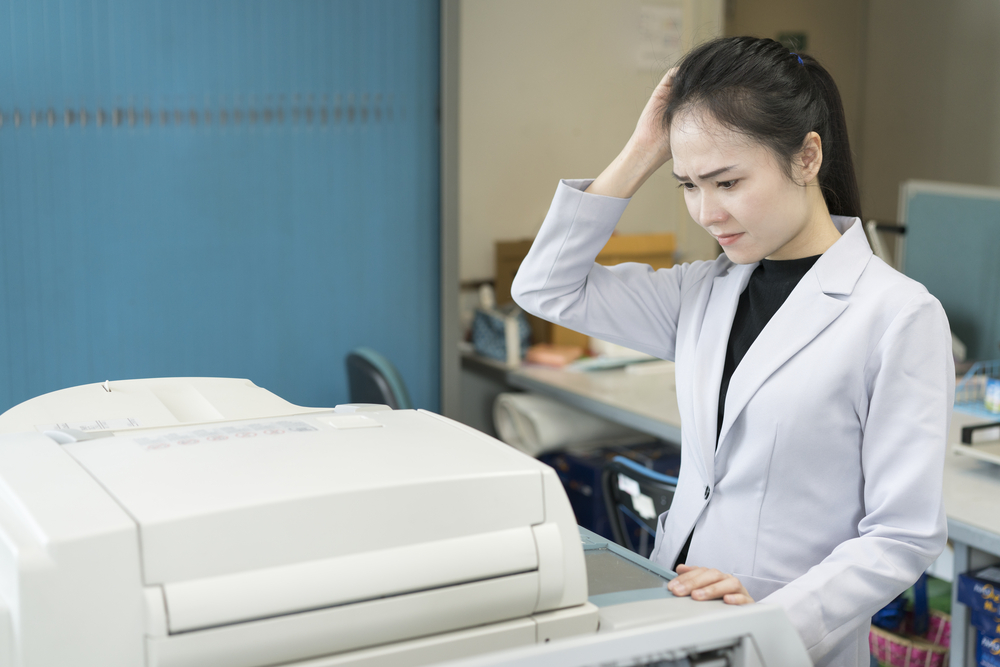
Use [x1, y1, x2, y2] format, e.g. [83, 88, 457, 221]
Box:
[790, 52, 804, 66]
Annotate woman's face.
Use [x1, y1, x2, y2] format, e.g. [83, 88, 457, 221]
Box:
[669, 109, 823, 264]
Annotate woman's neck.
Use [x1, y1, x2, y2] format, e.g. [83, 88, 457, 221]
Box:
[766, 185, 842, 260]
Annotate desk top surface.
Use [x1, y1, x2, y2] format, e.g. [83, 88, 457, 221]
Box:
[506, 360, 1000, 545]
[945, 411, 1000, 547]
[507, 363, 682, 444]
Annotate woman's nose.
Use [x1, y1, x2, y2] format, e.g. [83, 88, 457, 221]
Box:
[698, 194, 728, 227]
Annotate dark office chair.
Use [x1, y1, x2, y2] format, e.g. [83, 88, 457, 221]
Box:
[344, 347, 413, 410]
[602, 455, 678, 558]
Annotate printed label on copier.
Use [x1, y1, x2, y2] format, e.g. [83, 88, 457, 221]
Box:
[37, 418, 142, 432]
[134, 420, 317, 451]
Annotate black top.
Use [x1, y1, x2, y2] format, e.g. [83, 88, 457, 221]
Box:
[675, 253, 820, 569]
[716, 254, 821, 443]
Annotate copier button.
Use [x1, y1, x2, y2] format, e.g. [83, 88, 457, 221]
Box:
[704, 486, 710, 500]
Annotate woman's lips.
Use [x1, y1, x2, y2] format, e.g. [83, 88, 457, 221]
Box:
[715, 232, 744, 247]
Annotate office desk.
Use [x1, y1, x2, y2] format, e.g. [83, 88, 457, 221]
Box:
[500, 361, 1000, 667]
[507, 364, 682, 445]
[945, 411, 1000, 667]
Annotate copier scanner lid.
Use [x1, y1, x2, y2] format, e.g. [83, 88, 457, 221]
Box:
[64, 408, 546, 589]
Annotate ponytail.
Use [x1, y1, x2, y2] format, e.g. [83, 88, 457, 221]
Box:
[803, 57, 862, 218]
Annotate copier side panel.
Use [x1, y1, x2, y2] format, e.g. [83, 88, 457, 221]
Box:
[0, 433, 144, 667]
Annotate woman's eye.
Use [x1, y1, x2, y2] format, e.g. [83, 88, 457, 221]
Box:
[718, 180, 737, 189]
[679, 182, 696, 191]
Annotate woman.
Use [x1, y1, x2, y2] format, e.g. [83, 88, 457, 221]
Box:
[511, 37, 954, 666]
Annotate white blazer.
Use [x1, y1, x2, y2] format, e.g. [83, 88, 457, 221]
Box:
[511, 180, 954, 667]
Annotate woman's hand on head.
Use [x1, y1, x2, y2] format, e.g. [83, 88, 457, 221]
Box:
[667, 564, 755, 605]
[586, 67, 677, 199]
[630, 67, 677, 165]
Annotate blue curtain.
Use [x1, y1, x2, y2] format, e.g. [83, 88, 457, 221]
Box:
[0, 0, 441, 412]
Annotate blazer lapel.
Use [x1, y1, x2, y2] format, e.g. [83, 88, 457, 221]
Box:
[691, 264, 755, 482]
[716, 277, 846, 450]
[716, 218, 873, 451]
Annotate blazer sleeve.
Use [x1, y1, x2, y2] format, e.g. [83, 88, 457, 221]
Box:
[511, 179, 694, 361]
[761, 291, 954, 662]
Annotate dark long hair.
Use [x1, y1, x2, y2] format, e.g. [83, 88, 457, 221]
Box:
[664, 37, 862, 220]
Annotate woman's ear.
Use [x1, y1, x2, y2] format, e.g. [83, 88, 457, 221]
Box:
[796, 132, 823, 184]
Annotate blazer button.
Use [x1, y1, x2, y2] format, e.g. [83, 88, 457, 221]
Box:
[704, 486, 710, 500]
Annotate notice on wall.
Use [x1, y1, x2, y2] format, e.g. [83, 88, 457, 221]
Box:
[637, 5, 684, 71]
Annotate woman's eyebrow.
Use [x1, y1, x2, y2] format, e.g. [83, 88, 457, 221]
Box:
[671, 165, 737, 181]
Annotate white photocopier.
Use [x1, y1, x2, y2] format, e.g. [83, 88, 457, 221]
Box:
[0, 378, 811, 667]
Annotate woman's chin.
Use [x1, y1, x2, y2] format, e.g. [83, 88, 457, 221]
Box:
[720, 246, 765, 265]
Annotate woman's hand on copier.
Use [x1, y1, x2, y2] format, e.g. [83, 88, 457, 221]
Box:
[667, 564, 755, 605]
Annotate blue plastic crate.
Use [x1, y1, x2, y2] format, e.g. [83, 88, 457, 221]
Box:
[539, 441, 680, 543]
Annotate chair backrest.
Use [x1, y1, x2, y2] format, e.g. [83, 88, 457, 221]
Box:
[602, 455, 677, 558]
[345, 347, 413, 410]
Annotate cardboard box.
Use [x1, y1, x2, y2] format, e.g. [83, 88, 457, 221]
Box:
[958, 566, 1000, 620]
[495, 233, 676, 348]
[977, 633, 1000, 667]
[958, 566, 1000, 666]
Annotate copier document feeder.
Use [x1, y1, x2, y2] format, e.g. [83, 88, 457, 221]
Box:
[0, 378, 811, 667]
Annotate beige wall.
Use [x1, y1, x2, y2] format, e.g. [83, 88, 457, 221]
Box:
[724, 0, 869, 156]
[860, 0, 1000, 222]
[458, 0, 724, 283]
[726, 0, 1000, 224]
[457, 0, 1000, 281]
[449, 2, 997, 403]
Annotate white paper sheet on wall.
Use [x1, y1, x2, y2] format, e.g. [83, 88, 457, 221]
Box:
[638, 5, 685, 71]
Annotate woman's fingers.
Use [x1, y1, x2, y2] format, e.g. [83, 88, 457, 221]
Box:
[636, 66, 678, 157]
[723, 593, 755, 605]
[667, 566, 754, 605]
[689, 575, 749, 602]
[657, 67, 679, 94]
[637, 66, 677, 130]
[585, 66, 678, 198]
[667, 566, 724, 595]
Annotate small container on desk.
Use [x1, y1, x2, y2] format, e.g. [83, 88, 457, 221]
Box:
[471, 304, 530, 367]
[953, 360, 1000, 466]
[955, 360, 1000, 417]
